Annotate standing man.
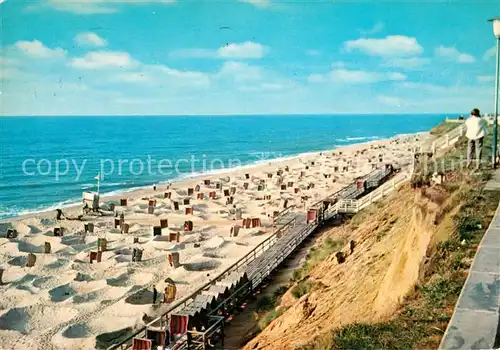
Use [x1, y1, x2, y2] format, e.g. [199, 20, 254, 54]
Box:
[465, 108, 488, 169]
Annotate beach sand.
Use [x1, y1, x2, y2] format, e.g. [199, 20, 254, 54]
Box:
[0, 132, 426, 349]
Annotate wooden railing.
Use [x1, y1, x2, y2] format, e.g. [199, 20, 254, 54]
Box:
[108, 124, 466, 350]
[430, 124, 466, 154]
[107, 215, 297, 350]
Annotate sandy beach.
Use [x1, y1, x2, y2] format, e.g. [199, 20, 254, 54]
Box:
[0, 132, 426, 349]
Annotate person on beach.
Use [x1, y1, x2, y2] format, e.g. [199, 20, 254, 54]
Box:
[55, 208, 66, 220]
[152, 286, 158, 304]
[465, 108, 488, 169]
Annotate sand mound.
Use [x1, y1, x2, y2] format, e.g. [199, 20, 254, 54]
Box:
[95, 327, 133, 349]
[0, 305, 78, 334]
[62, 323, 92, 338]
[17, 241, 44, 254]
[45, 258, 70, 269]
[129, 224, 143, 232]
[74, 273, 93, 282]
[49, 284, 76, 302]
[204, 235, 225, 249]
[13, 223, 33, 235]
[106, 273, 131, 287]
[124, 288, 154, 305]
[27, 225, 42, 234]
[183, 260, 220, 272]
[73, 291, 101, 304]
[40, 218, 55, 226]
[8, 256, 27, 267]
[115, 255, 131, 263]
[32, 276, 53, 288]
[0, 222, 13, 235]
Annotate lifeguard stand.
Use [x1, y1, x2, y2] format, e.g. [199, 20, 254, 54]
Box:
[82, 192, 100, 214]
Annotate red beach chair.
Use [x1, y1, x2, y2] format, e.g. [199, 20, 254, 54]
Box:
[169, 315, 189, 336]
[132, 338, 152, 350]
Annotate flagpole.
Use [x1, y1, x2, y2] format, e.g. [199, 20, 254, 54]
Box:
[96, 173, 100, 195]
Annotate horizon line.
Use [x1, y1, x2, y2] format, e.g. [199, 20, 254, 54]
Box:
[0, 112, 468, 118]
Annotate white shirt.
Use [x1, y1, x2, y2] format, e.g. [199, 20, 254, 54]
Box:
[465, 116, 488, 140]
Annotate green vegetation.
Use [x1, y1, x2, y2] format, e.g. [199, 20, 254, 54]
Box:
[324, 179, 500, 349]
[292, 237, 344, 281]
[324, 123, 500, 350]
[291, 280, 315, 299]
[429, 122, 461, 136]
[253, 122, 499, 349]
[413, 123, 494, 187]
[255, 286, 288, 313]
[258, 307, 288, 330]
[254, 287, 290, 330]
[348, 202, 384, 229]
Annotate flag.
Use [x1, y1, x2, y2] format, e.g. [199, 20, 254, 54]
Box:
[94, 174, 100, 180]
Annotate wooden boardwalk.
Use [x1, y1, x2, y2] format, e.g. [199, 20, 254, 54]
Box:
[109, 125, 466, 350]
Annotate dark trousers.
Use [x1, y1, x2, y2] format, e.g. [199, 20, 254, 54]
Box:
[467, 137, 484, 168]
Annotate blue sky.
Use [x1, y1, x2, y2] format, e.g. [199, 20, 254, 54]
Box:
[1, 0, 499, 116]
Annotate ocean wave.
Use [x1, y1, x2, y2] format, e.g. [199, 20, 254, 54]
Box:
[0, 197, 82, 221]
[335, 136, 380, 142]
[0, 131, 415, 221]
[81, 181, 129, 189]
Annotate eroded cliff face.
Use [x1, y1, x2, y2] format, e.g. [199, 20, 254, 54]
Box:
[244, 185, 457, 350]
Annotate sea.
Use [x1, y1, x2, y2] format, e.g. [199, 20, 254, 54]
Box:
[0, 114, 446, 219]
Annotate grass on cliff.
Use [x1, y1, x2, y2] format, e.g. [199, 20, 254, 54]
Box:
[292, 237, 345, 282]
[328, 183, 500, 350]
[253, 286, 289, 330]
[429, 121, 461, 137]
[321, 125, 500, 350]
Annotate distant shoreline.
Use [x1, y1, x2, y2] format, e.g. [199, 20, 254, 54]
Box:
[0, 130, 428, 224]
[0, 113, 456, 118]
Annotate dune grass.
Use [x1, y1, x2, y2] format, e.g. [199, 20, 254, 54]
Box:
[292, 237, 345, 282]
[323, 124, 500, 350]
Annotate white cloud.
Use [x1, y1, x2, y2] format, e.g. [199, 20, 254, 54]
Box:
[306, 50, 321, 56]
[377, 95, 404, 106]
[435, 45, 475, 63]
[313, 68, 407, 84]
[74, 32, 107, 47]
[217, 42, 267, 59]
[42, 0, 175, 14]
[111, 64, 210, 88]
[261, 83, 284, 90]
[169, 49, 215, 59]
[331, 61, 346, 68]
[359, 21, 384, 36]
[308, 69, 406, 84]
[477, 75, 495, 83]
[170, 42, 267, 60]
[71, 51, 136, 69]
[0, 67, 22, 80]
[381, 57, 431, 69]
[15, 40, 66, 59]
[239, 0, 270, 8]
[344, 35, 423, 57]
[218, 61, 263, 82]
[238, 82, 287, 92]
[113, 72, 150, 83]
[395, 82, 490, 96]
[484, 46, 496, 60]
[0, 57, 18, 66]
[155, 66, 210, 87]
[307, 74, 325, 83]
